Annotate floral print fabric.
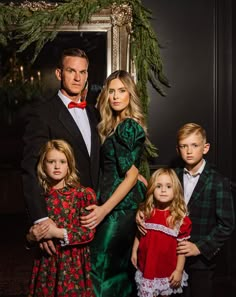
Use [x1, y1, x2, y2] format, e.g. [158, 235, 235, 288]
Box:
[28, 186, 96, 297]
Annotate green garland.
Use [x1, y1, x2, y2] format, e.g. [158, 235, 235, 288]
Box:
[0, 0, 170, 112]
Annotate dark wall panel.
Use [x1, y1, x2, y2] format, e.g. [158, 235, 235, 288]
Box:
[143, 0, 232, 179]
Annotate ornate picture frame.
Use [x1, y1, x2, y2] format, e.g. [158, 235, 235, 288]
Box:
[10, 1, 133, 76]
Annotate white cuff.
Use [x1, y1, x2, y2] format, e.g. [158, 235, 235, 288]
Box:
[33, 217, 49, 224]
[60, 229, 69, 247]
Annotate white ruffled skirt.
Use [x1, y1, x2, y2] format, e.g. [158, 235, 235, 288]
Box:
[135, 269, 188, 296]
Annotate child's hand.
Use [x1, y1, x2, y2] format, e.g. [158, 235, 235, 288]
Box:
[43, 224, 61, 239]
[131, 250, 138, 269]
[169, 269, 182, 288]
[27, 222, 50, 242]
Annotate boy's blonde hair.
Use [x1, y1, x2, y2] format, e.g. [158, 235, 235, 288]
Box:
[37, 139, 80, 192]
[96, 70, 147, 143]
[140, 168, 188, 228]
[177, 122, 207, 143]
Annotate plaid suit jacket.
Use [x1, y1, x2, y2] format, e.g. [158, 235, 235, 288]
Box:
[175, 162, 235, 261]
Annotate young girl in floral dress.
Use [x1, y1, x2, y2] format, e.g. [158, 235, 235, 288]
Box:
[131, 168, 192, 297]
[27, 139, 96, 297]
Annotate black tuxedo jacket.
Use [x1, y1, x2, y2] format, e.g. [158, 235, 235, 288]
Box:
[21, 95, 100, 223]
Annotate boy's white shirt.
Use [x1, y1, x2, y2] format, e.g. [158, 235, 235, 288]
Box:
[183, 159, 206, 205]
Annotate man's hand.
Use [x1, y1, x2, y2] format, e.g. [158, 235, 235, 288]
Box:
[177, 241, 200, 257]
[39, 240, 56, 256]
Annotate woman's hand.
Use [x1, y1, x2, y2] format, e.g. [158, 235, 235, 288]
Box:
[28, 219, 57, 255]
[136, 210, 147, 235]
[138, 174, 148, 187]
[80, 204, 107, 229]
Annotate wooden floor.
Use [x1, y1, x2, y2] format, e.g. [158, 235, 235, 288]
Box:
[0, 213, 235, 296]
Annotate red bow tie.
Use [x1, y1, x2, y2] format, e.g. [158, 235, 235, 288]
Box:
[68, 101, 87, 109]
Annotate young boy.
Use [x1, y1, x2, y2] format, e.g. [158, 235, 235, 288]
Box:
[136, 122, 234, 297]
[175, 122, 234, 297]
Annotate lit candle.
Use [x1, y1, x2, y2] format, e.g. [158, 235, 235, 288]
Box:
[37, 71, 41, 81]
[30, 76, 34, 85]
[20, 65, 24, 81]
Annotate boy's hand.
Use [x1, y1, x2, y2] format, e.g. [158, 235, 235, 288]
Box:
[177, 240, 200, 257]
[136, 210, 147, 235]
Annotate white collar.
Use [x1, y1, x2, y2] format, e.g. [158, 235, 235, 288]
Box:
[184, 159, 206, 176]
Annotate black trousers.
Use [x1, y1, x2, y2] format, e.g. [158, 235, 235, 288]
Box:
[179, 268, 214, 297]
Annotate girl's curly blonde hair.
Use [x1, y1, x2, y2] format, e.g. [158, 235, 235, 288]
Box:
[37, 139, 80, 192]
[140, 168, 188, 229]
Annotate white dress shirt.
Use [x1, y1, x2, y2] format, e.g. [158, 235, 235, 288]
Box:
[58, 90, 91, 155]
[183, 159, 206, 205]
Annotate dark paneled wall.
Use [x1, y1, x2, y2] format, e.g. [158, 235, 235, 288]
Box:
[143, 0, 233, 181]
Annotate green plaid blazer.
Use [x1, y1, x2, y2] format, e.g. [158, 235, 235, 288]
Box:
[175, 162, 235, 261]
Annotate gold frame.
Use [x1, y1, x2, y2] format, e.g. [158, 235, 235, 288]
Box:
[12, 1, 133, 76]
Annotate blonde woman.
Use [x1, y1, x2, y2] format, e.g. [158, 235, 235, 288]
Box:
[81, 70, 147, 296]
[131, 168, 192, 297]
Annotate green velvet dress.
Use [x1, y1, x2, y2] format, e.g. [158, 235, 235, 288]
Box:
[90, 118, 146, 297]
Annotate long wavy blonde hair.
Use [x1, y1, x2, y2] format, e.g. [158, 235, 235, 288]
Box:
[140, 168, 188, 229]
[37, 139, 80, 192]
[96, 70, 147, 143]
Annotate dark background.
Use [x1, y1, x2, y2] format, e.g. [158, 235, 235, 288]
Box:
[0, 0, 235, 295]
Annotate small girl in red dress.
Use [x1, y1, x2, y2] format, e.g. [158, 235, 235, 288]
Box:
[131, 168, 192, 297]
[27, 139, 96, 297]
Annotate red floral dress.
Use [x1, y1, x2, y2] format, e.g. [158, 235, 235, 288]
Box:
[28, 186, 96, 297]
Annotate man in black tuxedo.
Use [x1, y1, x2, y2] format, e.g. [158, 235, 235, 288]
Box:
[22, 48, 100, 251]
